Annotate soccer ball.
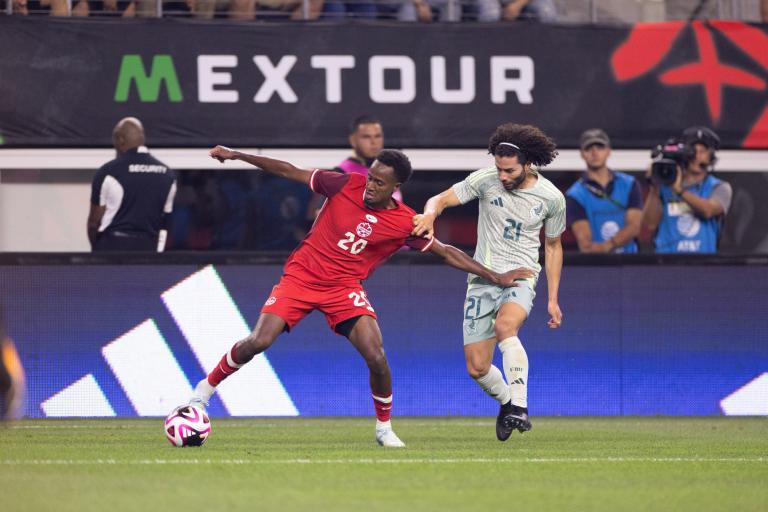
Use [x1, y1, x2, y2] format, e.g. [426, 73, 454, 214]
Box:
[164, 404, 211, 447]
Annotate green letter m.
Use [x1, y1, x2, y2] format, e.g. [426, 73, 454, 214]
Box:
[114, 55, 183, 103]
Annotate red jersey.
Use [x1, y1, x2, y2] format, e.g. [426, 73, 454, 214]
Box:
[282, 171, 434, 286]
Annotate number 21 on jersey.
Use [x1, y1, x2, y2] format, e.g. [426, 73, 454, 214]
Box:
[503, 218, 522, 241]
[337, 232, 368, 254]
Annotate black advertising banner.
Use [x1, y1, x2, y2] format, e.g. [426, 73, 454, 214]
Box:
[0, 17, 765, 148]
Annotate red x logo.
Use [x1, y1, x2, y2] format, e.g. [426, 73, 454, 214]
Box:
[611, 21, 767, 147]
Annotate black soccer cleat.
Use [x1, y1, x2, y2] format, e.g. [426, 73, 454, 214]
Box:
[496, 401, 515, 441]
[503, 405, 532, 434]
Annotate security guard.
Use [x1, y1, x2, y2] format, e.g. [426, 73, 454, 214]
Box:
[87, 117, 177, 252]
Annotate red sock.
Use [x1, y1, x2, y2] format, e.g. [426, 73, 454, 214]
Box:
[207, 345, 245, 387]
[372, 394, 393, 422]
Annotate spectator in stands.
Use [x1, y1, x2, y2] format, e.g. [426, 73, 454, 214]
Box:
[254, 0, 326, 19]
[88, 117, 177, 252]
[476, 0, 556, 22]
[566, 129, 642, 253]
[642, 126, 732, 253]
[177, 0, 317, 19]
[91, 0, 137, 16]
[38, 0, 77, 15]
[320, 0, 376, 19]
[10, 0, 29, 14]
[385, 0, 461, 22]
[185, 0, 228, 17]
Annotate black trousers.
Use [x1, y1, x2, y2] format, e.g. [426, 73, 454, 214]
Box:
[93, 232, 156, 252]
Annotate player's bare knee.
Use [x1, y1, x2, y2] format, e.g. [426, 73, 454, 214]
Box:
[466, 360, 491, 380]
[366, 351, 389, 375]
[494, 320, 519, 339]
[241, 334, 273, 357]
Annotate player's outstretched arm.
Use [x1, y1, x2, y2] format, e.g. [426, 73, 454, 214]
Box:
[412, 188, 462, 238]
[209, 145, 312, 185]
[428, 239, 533, 287]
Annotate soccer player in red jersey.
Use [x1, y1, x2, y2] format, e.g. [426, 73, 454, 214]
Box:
[190, 145, 532, 447]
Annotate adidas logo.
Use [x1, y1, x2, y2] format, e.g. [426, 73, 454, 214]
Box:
[491, 197, 504, 207]
[510, 378, 526, 385]
[40, 265, 298, 418]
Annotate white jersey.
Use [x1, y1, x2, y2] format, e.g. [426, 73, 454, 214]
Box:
[452, 166, 566, 284]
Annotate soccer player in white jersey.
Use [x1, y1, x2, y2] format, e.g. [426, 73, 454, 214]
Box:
[412, 123, 565, 441]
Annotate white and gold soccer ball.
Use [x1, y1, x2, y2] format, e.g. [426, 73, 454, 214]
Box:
[164, 404, 211, 447]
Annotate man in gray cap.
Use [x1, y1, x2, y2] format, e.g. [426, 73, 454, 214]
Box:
[566, 129, 643, 253]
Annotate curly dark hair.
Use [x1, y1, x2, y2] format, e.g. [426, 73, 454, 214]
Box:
[376, 149, 413, 183]
[488, 123, 558, 167]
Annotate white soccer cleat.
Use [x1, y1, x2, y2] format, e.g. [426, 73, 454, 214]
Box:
[189, 378, 215, 408]
[376, 427, 406, 448]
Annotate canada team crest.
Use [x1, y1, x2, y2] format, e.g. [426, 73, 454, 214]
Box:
[356, 222, 373, 238]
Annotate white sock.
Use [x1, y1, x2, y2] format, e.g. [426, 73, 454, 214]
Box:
[193, 378, 216, 402]
[473, 365, 512, 405]
[376, 420, 392, 431]
[499, 336, 528, 408]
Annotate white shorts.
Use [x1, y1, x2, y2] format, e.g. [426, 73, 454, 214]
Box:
[462, 281, 536, 345]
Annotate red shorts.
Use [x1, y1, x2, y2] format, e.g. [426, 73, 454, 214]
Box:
[261, 276, 377, 332]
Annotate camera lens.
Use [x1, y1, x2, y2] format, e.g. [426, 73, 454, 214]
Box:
[651, 159, 677, 186]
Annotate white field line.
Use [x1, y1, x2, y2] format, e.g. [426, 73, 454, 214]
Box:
[1, 458, 765, 465]
[9, 421, 497, 429]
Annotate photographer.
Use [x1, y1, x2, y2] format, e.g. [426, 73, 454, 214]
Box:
[642, 126, 732, 253]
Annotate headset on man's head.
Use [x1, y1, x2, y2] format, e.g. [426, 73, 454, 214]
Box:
[681, 126, 720, 169]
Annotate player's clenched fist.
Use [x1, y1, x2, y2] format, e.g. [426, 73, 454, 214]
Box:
[210, 145, 236, 162]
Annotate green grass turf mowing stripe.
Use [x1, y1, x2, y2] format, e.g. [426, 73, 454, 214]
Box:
[1, 417, 766, 512]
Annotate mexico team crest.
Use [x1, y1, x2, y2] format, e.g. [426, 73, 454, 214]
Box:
[530, 202, 544, 221]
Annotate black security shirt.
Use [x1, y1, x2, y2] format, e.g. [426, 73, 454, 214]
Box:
[90, 147, 176, 237]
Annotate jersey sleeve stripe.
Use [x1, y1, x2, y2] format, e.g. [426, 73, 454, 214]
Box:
[420, 237, 436, 252]
[309, 169, 319, 192]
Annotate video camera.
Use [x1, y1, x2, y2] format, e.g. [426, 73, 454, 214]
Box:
[650, 139, 692, 186]
[650, 127, 721, 186]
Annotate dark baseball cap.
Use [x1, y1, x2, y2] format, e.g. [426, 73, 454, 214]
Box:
[681, 126, 720, 150]
[579, 129, 611, 150]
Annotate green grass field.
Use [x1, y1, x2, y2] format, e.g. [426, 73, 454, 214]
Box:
[1, 417, 766, 512]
